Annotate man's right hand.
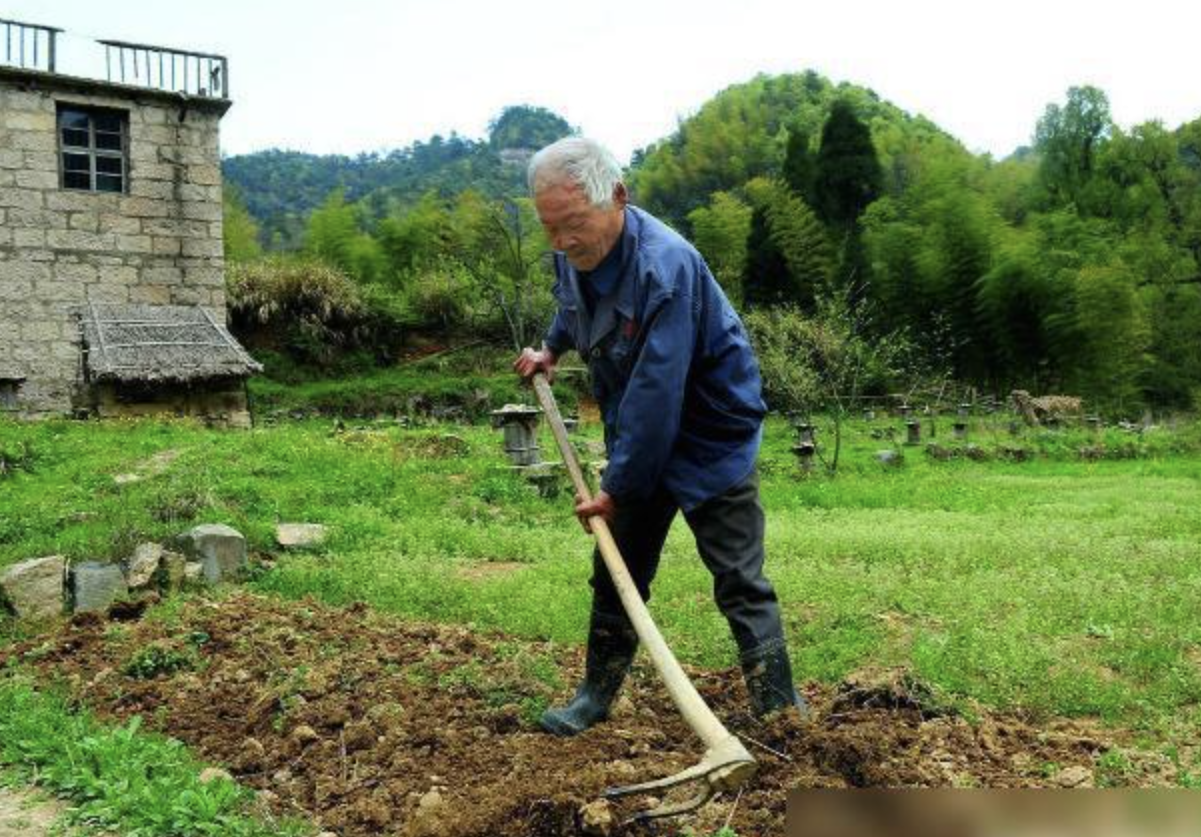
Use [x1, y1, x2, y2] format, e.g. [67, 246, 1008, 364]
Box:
[513, 347, 557, 382]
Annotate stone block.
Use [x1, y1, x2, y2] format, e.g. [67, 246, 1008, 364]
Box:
[125, 543, 163, 589]
[12, 229, 46, 248]
[182, 238, 223, 259]
[177, 524, 247, 585]
[0, 187, 44, 210]
[151, 237, 182, 256]
[23, 151, 58, 172]
[99, 214, 142, 234]
[85, 284, 131, 304]
[0, 149, 22, 169]
[186, 165, 223, 186]
[55, 263, 99, 283]
[116, 234, 154, 253]
[120, 197, 170, 218]
[8, 208, 66, 230]
[7, 130, 55, 152]
[140, 266, 183, 285]
[71, 562, 128, 614]
[181, 202, 221, 222]
[47, 230, 117, 252]
[129, 284, 172, 305]
[46, 192, 113, 213]
[276, 523, 329, 550]
[69, 213, 101, 232]
[3, 111, 54, 132]
[13, 170, 58, 190]
[0, 556, 65, 619]
[129, 180, 175, 201]
[20, 320, 64, 342]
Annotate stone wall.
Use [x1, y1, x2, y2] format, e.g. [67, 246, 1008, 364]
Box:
[0, 68, 231, 417]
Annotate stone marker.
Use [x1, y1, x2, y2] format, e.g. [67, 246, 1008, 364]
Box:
[177, 524, 247, 585]
[72, 562, 128, 614]
[275, 523, 328, 550]
[125, 543, 163, 589]
[875, 450, 902, 467]
[0, 555, 65, 619]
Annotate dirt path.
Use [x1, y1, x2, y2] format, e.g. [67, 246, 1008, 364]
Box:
[0, 786, 66, 837]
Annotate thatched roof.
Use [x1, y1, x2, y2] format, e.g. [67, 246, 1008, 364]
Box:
[80, 304, 262, 384]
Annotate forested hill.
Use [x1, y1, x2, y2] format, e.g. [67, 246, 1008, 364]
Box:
[222, 105, 573, 249]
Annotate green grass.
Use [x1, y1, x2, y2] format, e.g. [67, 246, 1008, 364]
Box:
[0, 672, 306, 836]
[2, 411, 1200, 746]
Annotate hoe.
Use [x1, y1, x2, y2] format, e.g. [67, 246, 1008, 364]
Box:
[532, 373, 757, 822]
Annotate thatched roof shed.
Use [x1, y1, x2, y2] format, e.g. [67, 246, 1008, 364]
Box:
[80, 304, 262, 385]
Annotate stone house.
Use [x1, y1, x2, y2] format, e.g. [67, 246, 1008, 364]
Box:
[0, 19, 259, 425]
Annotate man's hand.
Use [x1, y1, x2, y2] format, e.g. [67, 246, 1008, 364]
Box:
[513, 347, 557, 382]
[574, 490, 616, 533]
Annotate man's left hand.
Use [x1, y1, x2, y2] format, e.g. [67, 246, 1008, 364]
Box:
[574, 490, 615, 533]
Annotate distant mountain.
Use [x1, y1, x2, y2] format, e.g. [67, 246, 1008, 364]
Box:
[222, 105, 573, 249]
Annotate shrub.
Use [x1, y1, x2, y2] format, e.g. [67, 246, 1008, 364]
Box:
[226, 257, 406, 368]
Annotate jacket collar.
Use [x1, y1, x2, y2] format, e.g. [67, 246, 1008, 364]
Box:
[563, 208, 640, 350]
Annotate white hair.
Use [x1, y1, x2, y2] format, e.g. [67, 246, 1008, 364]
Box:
[527, 136, 625, 208]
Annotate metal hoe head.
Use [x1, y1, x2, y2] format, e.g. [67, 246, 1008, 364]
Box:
[603, 735, 757, 822]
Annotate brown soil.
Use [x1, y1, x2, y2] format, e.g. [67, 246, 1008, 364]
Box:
[0, 593, 1166, 837]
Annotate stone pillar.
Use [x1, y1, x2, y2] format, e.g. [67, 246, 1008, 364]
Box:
[905, 419, 921, 446]
[490, 404, 542, 467]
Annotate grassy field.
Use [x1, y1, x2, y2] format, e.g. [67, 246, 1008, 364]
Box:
[2, 407, 1200, 764]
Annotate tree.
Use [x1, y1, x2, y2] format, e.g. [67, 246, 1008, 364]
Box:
[222, 185, 262, 263]
[1033, 86, 1112, 209]
[782, 127, 817, 206]
[814, 99, 883, 229]
[743, 179, 832, 309]
[488, 105, 573, 150]
[688, 191, 753, 304]
[448, 192, 554, 351]
[304, 191, 386, 284]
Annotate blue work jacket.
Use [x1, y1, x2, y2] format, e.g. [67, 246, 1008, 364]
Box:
[543, 206, 766, 512]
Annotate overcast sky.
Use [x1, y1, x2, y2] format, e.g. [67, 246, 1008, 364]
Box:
[6, 0, 1200, 164]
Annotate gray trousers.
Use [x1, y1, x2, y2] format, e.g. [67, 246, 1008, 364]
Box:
[589, 469, 787, 660]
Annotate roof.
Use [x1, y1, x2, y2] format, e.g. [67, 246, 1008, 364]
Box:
[80, 304, 262, 385]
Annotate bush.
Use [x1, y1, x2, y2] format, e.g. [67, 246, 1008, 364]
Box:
[400, 259, 475, 334]
[226, 257, 408, 369]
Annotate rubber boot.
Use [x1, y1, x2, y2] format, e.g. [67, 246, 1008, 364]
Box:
[540, 611, 638, 736]
[741, 642, 809, 718]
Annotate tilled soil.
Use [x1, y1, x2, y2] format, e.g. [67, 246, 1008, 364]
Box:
[0, 593, 1164, 836]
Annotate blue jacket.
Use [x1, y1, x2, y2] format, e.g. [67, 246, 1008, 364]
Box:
[544, 206, 766, 512]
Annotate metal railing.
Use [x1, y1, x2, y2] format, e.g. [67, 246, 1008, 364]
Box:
[0, 18, 62, 72]
[100, 39, 228, 98]
[0, 19, 228, 99]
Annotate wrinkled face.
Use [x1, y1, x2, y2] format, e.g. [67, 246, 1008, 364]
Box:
[534, 179, 627, 271]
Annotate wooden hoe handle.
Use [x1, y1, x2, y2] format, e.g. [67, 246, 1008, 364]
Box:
[531, 373, 756, 821]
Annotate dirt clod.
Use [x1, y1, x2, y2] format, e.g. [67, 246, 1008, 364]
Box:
[579, 799, 616, 836]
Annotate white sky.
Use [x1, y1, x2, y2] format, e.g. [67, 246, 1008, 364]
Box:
[6, 0, 1200, 164]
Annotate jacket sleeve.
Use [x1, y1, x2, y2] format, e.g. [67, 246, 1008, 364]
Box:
[600, 264, 698, 501]
[543, 305, 574, 356]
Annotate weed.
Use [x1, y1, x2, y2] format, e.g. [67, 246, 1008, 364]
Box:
[123, 642, 196, 679]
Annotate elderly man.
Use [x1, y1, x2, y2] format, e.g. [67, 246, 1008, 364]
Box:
[514, 136, 805, 736]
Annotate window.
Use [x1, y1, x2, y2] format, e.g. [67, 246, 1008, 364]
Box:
[57, 106, 128, 193]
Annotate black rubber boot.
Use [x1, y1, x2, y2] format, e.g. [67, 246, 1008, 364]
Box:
[540, 611, 638, 736]
[741, 642, 809, 718]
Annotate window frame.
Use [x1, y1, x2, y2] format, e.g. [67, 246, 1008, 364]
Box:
[56, 104, 129, 195]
